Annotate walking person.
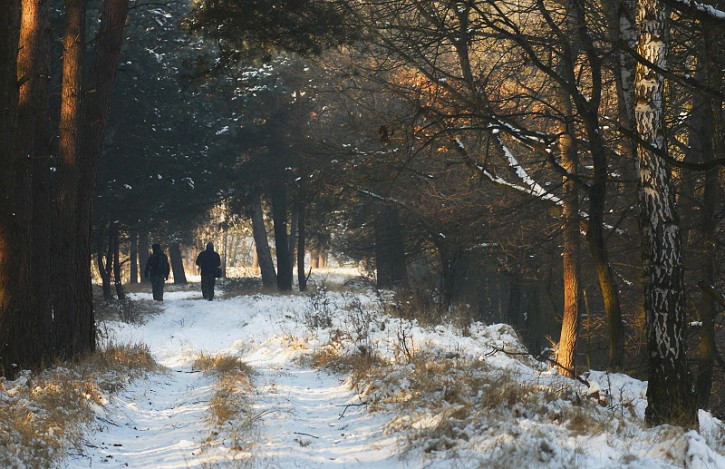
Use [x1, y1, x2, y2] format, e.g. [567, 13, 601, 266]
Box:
[144, 243, 170, 301]
[196, 241, 221, 300]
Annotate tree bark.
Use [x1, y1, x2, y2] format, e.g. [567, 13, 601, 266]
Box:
[251, 193, 277, 289]
[18, 0, 53, 361]
[139, 227, 149, 284]
[271, 182, 292, 291]
[288, 204, 298, 278]
[556, 90, 581, 379]
[75, 0, 129, 347]
[169, 242, 187, 284]
[112, 223, 125, 300]
[129, 227, 138, 284]
[0, 0, 35, 377]
[297, 197, 307, 292]
[54, 0, 90, 359]
[693, 17, 722, 409]
[635, 0, 696, 427]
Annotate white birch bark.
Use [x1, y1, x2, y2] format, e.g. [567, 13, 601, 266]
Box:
[634, 0, 696, 426]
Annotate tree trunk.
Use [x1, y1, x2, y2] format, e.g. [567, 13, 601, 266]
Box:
[436, 241, 462, 308]
[297, 198, 307, 292]
[556, 90, 581, 379]
[288, 204, 298, 278]
[96, 226, 113, 301]
[112, 224, 125, 300]
[169, 242, 187, 284]
[309, 248, 319, 269]
[635, 0, 696, 427]
[54, 0, 90, 359]
[374, 204, 407, 289]
[251, 193, 276, 289]
[693, 18, 722, 409]
[18, 0, 53, 365]
[271, 182, 292, 291]
[74, 0, 129, 350]
[139, 227, 149, 283]
[129, 227, 138, 284]
[0, 0, 36, 377]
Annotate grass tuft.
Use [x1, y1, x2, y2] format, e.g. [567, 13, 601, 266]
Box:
[193, 353, 256, 464]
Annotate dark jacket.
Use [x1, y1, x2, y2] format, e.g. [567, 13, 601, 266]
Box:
[196, 243, 221, 276]
[145, 246, 170, 279]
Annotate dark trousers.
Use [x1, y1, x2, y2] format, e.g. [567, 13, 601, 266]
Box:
[151, 275, 165, 301]
[201, 274, 216, 300]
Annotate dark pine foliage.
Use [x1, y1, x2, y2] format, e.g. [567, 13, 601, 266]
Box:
[186, 0, 356, 62]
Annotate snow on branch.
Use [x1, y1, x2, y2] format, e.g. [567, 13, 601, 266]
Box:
[669, 0, 725, 20]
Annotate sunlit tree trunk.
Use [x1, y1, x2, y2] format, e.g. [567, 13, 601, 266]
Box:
[566, 0, 625, 371]
[635, 0, 696, 427]
[54, 0, 89, 358]
[18, 0, 53, 361]
[0, 0, 35, 377]
[556, 97, 581, 379]
[554, 2, 582, 378]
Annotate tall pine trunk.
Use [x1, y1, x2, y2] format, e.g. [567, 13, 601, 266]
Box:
[0, 0, 36, 377]
[635, 0, 696, 427]
[18, 0, 53, 366]
[54, 0, 89, 359]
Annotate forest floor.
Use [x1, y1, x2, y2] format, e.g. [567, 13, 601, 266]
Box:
[3, 268, 724, 468]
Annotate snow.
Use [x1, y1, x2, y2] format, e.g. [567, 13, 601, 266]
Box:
[32, 268, 724, 468]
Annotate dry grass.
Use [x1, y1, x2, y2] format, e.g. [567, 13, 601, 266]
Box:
[310, 343, 386, 385]
[0, 343, 156, 468]
[193, 353, 256, 462]
[351, 350, 614, 456]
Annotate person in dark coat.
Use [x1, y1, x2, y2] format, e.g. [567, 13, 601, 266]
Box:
[196, 241, 221, 300]
[144, 243, 170, 301]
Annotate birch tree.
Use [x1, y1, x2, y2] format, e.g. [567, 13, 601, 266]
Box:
[634, 0, 697, 426]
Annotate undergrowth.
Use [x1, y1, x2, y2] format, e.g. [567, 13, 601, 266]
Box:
[297, 286, 720, 467]
[0, 343, 156, 468]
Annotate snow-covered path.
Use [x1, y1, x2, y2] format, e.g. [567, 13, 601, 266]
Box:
[249, 364, 400, 468]
[65, 288, 404, 468]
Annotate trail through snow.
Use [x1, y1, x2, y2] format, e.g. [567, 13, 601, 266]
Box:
[66, 286, 405, 469]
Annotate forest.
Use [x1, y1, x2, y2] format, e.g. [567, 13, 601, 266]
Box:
[0, 0, 723, 436]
